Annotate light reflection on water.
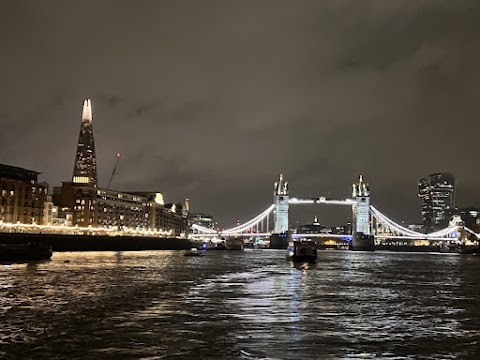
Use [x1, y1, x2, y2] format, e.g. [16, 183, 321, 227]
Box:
[0, 250, 479, 359]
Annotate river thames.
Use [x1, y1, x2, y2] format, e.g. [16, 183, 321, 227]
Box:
[0, 250, 479, 359]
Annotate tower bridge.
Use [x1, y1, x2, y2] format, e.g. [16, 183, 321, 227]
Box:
[191, 174, 480, 251]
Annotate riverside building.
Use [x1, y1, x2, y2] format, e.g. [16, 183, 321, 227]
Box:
[53, 99, 188, 236]
[0, 163, 48, 224]
[455, 207, 480, 232]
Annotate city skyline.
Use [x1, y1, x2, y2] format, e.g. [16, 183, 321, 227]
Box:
[1, 1, 480, 227]
[1, 3, 480, 359]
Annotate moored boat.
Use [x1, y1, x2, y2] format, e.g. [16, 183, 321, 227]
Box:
[0, 238, 52, 261]
[226, 238, 244, 250]
[286, 240, 317, 263]
[184, 247, 203, 256]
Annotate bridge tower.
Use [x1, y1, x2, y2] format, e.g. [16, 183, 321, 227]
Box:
[270, 174, 290, 249]
[351, 175, 375, 251]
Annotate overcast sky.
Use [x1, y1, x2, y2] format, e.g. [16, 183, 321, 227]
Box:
[1, 0, 479, 227]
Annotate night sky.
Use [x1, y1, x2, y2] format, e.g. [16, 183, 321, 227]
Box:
[1, 1, 479, 228]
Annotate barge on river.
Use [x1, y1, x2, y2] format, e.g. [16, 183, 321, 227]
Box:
[286, 240, 317, 263]
[0, 237, 52, 261]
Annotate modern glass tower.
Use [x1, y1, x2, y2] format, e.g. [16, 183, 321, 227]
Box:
[72, 99, 97, 186]
[417, 173, 455, 232]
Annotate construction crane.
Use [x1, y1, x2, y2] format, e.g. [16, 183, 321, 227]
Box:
[107, 153, 122, 189]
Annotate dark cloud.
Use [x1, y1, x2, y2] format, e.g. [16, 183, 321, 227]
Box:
[1, 0, 479, 228]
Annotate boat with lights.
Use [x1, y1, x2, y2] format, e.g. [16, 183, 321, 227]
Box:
[184, 247, 203, 256]
[286, 240, 317, 263]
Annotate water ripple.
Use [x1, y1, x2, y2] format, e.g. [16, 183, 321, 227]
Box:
[0, 251, 479, 359]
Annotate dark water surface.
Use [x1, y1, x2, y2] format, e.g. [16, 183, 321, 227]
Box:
[0, 250, 479, 359]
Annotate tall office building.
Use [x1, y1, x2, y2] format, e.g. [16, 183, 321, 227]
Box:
[417, 173, 455, 232]
[72, 99, 97, 186]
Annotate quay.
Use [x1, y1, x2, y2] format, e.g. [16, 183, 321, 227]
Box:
[0, 233, 191, 253]
[314, 237, 479, 254]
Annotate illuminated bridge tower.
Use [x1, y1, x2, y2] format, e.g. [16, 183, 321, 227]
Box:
[270, 174, 290, 249]
[351, 175, 375, 251]
[72, 99, 98, 186]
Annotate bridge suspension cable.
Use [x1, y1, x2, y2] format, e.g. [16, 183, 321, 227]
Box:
[370, 206, 423, 237]
[370, 205, 460, 239]
[191, 224, 220, 234]
[464, 227, 480, 239]
[222, 204, 275, 235]
[192, 204, 275, 236]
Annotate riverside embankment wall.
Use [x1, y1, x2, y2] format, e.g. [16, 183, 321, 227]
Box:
[0, 233, 191, 251]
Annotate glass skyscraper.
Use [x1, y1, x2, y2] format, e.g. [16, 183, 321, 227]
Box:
[72, 99, 97, 186]
[417, 173, 455, 233]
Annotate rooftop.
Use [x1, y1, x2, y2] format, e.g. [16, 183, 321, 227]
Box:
[0, 163, 40, 182]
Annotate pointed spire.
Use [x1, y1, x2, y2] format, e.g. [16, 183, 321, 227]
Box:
[353, 175, 369, 197]
[313, 215, 319, 225]
[274, 174, 288, 195]
[82, 99, 92, 122]
[73, 98, 97, 185]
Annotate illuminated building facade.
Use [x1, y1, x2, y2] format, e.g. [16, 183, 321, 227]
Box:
[0, 163, 48, 224]
[43, 195, 54, 225]
[455, 207, 480, 232]
[72, 99, 97, 186]
[295, 216, 325, 234]
[417, 173, 455, 232]
[53, 185, 187, 235]
[132, 192, 187, 235]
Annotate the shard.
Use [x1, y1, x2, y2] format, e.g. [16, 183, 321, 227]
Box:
[72, 99, 97, 186]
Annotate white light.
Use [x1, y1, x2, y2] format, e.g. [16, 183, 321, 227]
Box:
[82, 99, 92, 122]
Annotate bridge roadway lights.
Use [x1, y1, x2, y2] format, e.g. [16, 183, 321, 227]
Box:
[270, 232, 291, 249]
[350, 232, 375, 251]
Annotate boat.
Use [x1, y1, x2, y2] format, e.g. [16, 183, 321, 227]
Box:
[206, 240, 227, 250]
[183, 248, 203, 256]
[225, 238, 244, 251]
[286, 240, 317, 263]
[0, 238, 52, 261]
